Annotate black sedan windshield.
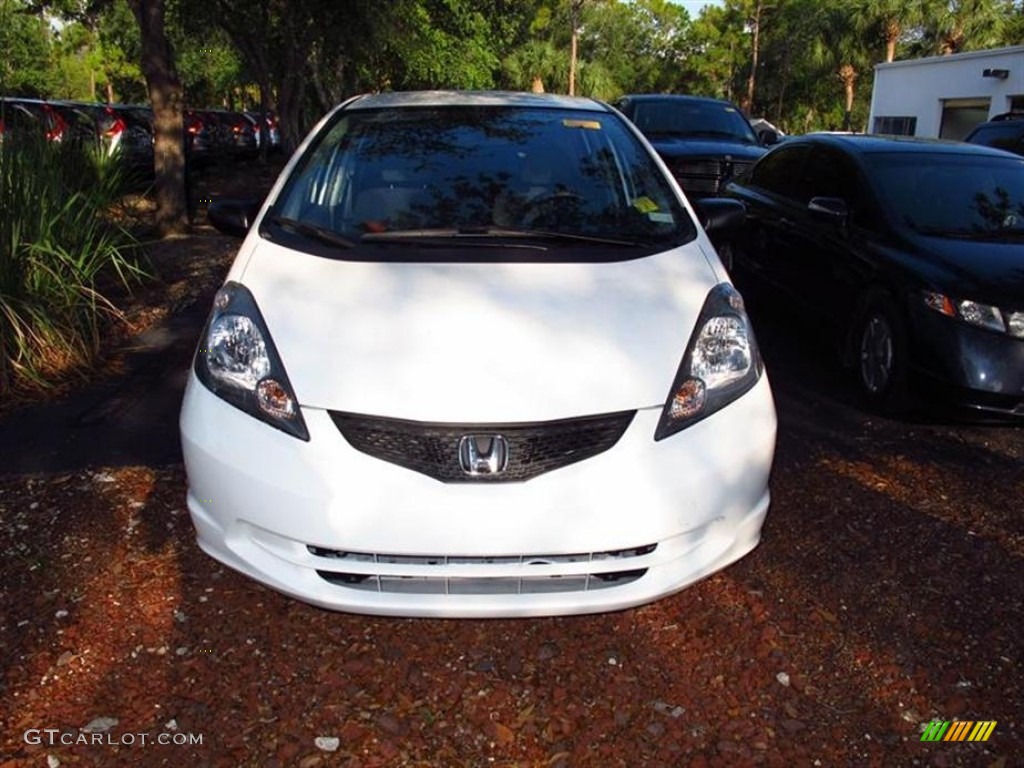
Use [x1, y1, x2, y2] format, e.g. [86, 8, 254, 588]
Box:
[867, 151, 1024, 237]
[627, 100, 760, 145]
[268, 105, 694, 259]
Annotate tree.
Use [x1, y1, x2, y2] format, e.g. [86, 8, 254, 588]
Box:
[578, 0, 692, 94]
[850, 0, 922, 63]
[753, 0, 828, 126]
[680, 4, 747, 102]
[809, 0, 873, 130]
[125, 0, 188, 235]
[742, 0, 771, 113]
[0, 0, 61, 97]
[921, 0, 1010, 54]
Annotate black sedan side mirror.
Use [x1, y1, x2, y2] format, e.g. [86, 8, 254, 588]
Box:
[693, 198, 746, 236]
[208, 198, 262, 237]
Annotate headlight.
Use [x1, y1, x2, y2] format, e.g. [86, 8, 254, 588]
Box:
[654, 283, 763, 440]
[194, 282, 309, 440]
[1008, 311, 1024, 339]
[922, 291, 1014, 335]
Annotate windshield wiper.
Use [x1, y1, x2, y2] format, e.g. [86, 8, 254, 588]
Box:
[362, 227, 643, 248]
[270, 216, 356, 249]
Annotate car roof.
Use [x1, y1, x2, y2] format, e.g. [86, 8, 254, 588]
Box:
[345, 90, 609, 112]
[616, 93, 739, 107]
[784, 133, 1018, 158]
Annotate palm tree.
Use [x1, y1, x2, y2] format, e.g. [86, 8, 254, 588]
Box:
[503, 39, 565, 93]
[922, 0, 1009, 55]
[853, 0, 924, 62]
[809, 0, 872, 130]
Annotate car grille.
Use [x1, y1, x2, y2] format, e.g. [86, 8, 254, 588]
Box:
[309, 544, 656, 595]
[329, 410, 636, 482]
[670, 158, 756, 197]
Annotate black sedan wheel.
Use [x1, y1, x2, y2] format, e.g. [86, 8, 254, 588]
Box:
[855, 295, 907, 410]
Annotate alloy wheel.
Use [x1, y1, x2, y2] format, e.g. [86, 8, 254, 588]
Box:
[859, 314, 894, 395]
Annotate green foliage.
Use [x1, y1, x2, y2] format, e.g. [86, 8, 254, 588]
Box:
[0, 0, 61, 97]
[174, 30, 243, 107]
[0, 135, 145, 394]
[579, 0, 693, 96]
[95, 0, 146, 102]
[387, 0, 500, 90]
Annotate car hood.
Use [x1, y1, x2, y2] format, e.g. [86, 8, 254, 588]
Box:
[647, 138, 766, 161]
[237, 242, 719, 423]
[911, 234, 1024, 308]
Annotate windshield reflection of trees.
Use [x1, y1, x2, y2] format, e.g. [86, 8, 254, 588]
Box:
[971, 186, 1024, 232]
[355, 108, 537, 164]
[348, 110, 685, 242]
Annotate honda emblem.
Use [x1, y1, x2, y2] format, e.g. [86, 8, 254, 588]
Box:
[458, 434, 509, 476]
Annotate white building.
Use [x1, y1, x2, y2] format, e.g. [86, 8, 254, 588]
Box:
[868, 45, 1023, 139]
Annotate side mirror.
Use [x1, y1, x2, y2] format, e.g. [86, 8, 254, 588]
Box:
[807, 196, 848, 223]
[208, 198, 261, 237]
[758, 129, 780, 146]
[693, 198, 746, 236]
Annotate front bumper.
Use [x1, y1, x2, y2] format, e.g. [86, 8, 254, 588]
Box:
[910, 307, 1024, 417]
[179, 372, 777, 617]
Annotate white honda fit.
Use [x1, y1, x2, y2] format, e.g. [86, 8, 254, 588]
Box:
[180, 91, 777, 617]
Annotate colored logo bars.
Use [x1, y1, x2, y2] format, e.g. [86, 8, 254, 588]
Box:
[921, 721, 997, 742]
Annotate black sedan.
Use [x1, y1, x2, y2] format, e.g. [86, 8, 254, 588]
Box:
[722, 134, 1024, 417]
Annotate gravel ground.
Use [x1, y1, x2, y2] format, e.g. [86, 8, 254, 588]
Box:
[1, 161, 1021, 767]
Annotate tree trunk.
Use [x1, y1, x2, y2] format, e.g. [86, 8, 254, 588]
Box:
[568, 30, 577, 96]
[126, 0, 189, 237]
[840, 63, 857, 131]
[568, 0, 582, 96]
[744, 0, 763, 114]
[884, 19, 900, 63]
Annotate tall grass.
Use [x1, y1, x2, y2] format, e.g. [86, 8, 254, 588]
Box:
[0, 135, 146, 396]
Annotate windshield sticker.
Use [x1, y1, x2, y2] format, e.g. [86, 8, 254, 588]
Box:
[633, 197, 659, 214]
[562, 119, 602, 130]
[648, 212, 674, 223]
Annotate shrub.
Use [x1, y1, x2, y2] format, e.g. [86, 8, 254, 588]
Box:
[0, 134, 146, 395]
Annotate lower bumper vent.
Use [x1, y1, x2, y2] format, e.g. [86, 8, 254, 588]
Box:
[309, 544, 656, 595]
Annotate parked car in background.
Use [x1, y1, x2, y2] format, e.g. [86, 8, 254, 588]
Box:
[48, 101, 102, 151]
[722, 134, 1024, 416]
[245, 109, 281, 152]
[185, 108, 221, 161]
[215, 109, 258, 158]
[614, 94, 774, 199]
[69, 102, 154, 172]
[181, 90, 776, 617]
[0, 97, 67, 143]
[964, 112, 1024, 156]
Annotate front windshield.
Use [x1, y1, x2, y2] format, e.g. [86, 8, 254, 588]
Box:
[867, 151, 1024, 238]
[268, 104, 694, 259]
[629, 100, 759, 144]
